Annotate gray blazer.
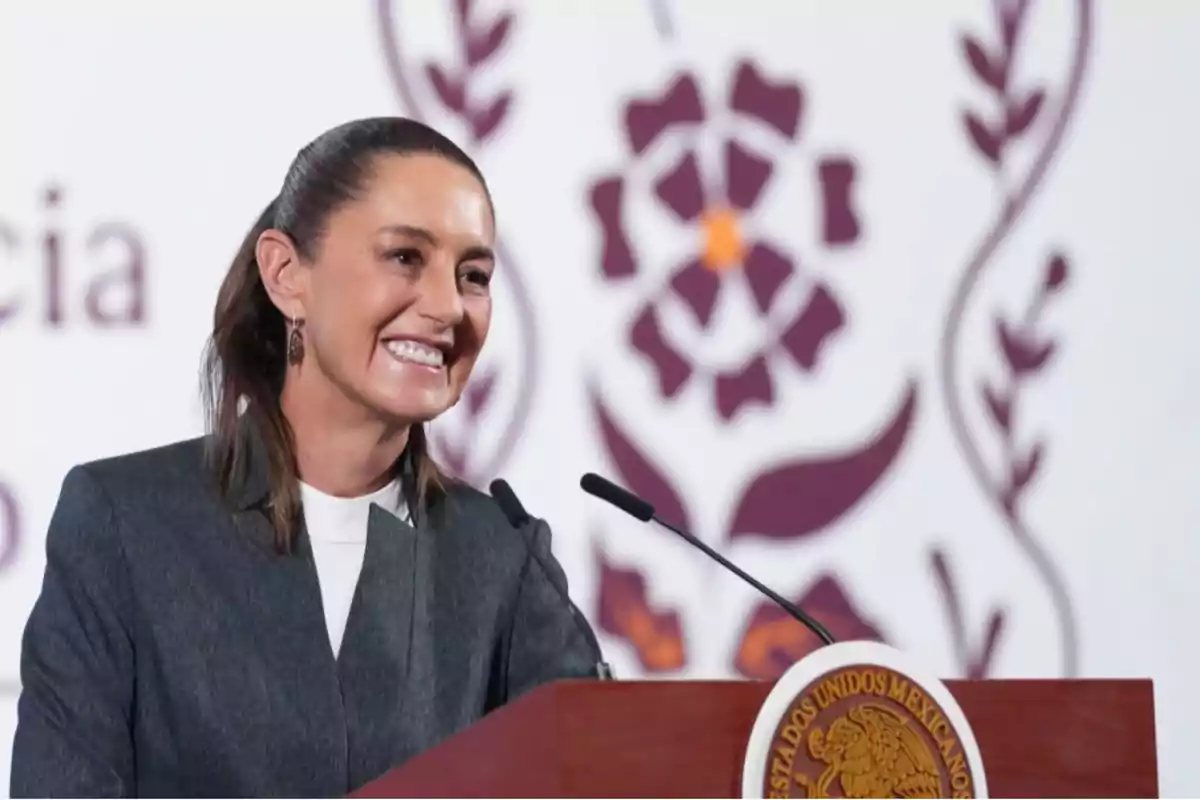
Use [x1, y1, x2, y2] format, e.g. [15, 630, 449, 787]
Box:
[9, 430, 599, 797]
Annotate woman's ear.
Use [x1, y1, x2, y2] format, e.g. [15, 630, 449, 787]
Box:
[256, 229, 309, 319]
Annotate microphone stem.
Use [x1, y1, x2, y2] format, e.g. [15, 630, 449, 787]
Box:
[653, 516, 836, 647]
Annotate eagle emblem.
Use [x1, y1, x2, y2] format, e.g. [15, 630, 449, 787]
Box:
[794, 702, 943, 798]
[744, 646, 983, 798]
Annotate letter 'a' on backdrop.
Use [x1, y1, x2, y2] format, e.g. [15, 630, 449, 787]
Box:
[741, 641, 988, 799]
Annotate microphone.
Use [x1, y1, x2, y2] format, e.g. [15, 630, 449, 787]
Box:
[489, 479, 614, 680]
[579, 472, 835, 647]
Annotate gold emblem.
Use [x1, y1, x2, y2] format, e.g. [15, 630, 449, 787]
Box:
[762, 664, 978, 798]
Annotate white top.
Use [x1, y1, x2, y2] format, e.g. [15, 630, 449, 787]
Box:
[299, 478, 409, 658]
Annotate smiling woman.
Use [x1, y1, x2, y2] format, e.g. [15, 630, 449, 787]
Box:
[209, 119, 499, 545]
[8, 117, 602, 798]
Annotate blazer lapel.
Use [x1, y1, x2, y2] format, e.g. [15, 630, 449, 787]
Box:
[336, 502, 424, 787]
[222, 418, 428, 790]
[216, 422, 353, 791]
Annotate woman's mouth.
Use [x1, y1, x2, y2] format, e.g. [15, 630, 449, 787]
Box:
[382, 338, 447, 369]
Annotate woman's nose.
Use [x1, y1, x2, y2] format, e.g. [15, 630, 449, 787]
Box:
[416, 263, 465, 327]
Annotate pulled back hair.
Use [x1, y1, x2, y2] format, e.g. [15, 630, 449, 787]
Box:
[201, 117, 490, 551]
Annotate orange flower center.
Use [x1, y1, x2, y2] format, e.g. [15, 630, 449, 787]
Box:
[700, 207, 745, 272]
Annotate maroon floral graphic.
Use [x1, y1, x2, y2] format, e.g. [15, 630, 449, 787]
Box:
[588, 53, 925, 668]
[0, 478, 18, 571]
[595, 549, 687, 673]
[592, 383, 919, 546]
[941, 0, 1094, 676]
[726, 383, 918, 542]
[733, 575, 884, 680]
[589, 379, 918, 666]
[589, 61, 860, 421]
[931, 547, 1006, 679]
[376, 0, 537, 486]
[591, 390, 693, 533]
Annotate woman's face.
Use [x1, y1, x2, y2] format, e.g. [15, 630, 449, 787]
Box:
[292, 152, 495, 425]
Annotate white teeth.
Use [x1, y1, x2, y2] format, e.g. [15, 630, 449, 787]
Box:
[384, 339, 445, 367]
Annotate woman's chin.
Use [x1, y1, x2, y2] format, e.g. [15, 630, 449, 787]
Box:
[365, 392, 453, 427]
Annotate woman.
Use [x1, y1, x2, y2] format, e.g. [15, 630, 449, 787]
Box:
[9, 117, 601, 798]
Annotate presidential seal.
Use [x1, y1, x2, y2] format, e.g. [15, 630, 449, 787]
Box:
[741, 641, 988, 799]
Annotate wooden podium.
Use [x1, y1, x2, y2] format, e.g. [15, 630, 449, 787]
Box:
[351, 679, 1157, 798]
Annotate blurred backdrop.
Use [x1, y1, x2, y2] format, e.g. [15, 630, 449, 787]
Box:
[2, 0, 1197, 795]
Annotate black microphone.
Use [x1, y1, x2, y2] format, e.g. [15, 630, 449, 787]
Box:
[489, 479, 614, 680]
[579, 472, 836, 647]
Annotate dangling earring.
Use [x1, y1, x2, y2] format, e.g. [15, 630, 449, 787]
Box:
[287, 316, 306, 366]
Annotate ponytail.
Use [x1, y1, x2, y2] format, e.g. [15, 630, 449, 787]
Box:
[202, 198, 306, 551]
[406, 422, 449, 525]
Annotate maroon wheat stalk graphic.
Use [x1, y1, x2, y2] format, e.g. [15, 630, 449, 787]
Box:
[984, 252, 1069, 518]
[423, 0, 514, 144]
[375, 0, 537, 486]
[930, 547, 1004, 679]
[941, 0, 1094, 676]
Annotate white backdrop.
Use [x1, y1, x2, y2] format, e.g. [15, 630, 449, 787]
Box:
[1, 0, 1197, 795]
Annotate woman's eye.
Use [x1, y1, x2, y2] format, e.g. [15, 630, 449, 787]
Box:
[460, 268, 492, 289]
[388, 247, 424, 266]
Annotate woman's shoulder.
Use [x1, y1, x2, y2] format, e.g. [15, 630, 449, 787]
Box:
[68, 435, 210, 499]
[44, 435, 217, 574]
[438, 481, 509, 533]
[54, 435, 217, 531]
[436, 481, 533, 561]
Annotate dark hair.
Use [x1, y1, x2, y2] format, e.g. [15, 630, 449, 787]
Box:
[201, 116, 489, 551]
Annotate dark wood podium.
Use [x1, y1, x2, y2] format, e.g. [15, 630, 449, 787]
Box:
[351, 679, 1157, 798]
